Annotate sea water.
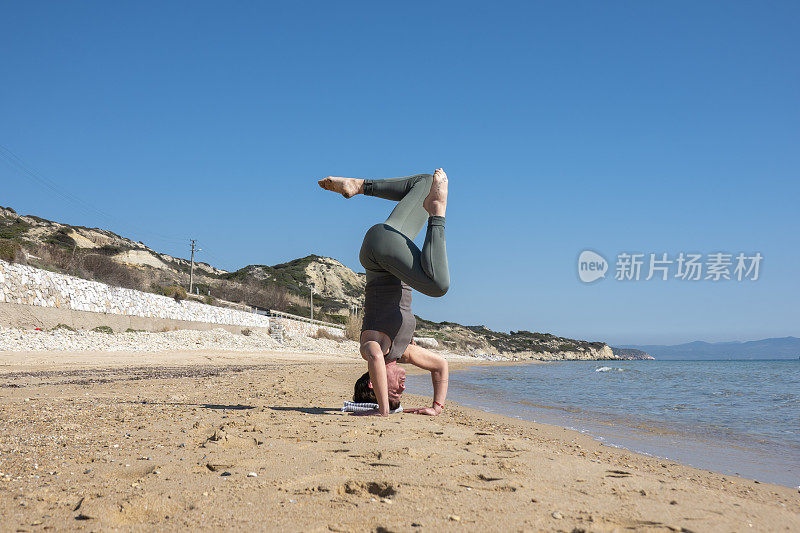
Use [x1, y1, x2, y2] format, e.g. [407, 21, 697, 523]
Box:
[407, 359, 799, 487]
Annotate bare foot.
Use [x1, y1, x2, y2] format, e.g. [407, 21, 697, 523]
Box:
[423, 168, 448, 216]
[317, 176, 364, 198]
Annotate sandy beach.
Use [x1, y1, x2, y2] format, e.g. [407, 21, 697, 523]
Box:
[1, 349, 798, 532]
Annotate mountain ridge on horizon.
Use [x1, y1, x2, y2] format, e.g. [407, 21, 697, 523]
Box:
[620, 336, 800, 360]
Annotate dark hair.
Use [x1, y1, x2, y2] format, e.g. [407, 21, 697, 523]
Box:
[353, 371, 400, 411]
[353, 372, 375, 403]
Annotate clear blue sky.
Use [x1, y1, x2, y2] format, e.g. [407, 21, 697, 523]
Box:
[2, 2, 798, 345]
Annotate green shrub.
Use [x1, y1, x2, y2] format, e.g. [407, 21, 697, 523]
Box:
[92, 325, 114, 334]
[191, 282, 211, 295]
[0, 239, 24, 263]
[78, 252, 146, 290]
[324, 313, 348, 325]
[125, 328, 145, 333]
[95, 244, 127, 255]
[45, 228, 76, 249]
[285, 304, 307, 317]
[51, 323, 76, 332]
[160, 286, 187, 301]
[173, 286, 187, 301]
[0, 219, 32, 239]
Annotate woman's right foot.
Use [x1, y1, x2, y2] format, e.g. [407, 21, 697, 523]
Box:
[423, 168, 448, 216]
[317, 176, 364, 198]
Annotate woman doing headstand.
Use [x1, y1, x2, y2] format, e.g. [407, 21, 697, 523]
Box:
[318, 169, 450, 416]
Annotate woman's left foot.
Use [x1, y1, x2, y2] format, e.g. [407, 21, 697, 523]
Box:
[423, 168, 448, 216]
[318, 176, 363, 198]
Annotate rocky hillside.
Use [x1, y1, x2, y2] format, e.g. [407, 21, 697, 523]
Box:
[1, 204, 626, 360]
[609, 347, 655, 360]
[415, 318, 617, 361]
[226, 255, 365, 310]
[0, 205, 223, 276]
[1, 205, 364, 322]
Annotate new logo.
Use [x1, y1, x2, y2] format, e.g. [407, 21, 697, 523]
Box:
[578, 250, 607, 283]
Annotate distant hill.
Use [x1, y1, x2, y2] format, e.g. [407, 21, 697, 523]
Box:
[619, 337, 800, 360]
[227, 255, 365, 310]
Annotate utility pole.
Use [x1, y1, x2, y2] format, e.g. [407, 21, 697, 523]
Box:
[189, 240, 201, 295]
[310, 285, 314, 321]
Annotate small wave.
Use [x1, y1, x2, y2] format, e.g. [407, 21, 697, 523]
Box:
[595, 366, 626, 372]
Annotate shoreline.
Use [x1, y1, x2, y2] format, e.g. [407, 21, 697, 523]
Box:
[426, 359, 800, 490]
[1, 350, 798, 531]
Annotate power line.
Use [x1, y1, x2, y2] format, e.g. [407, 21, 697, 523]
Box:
[193, 241, 232, 271]
[0, 145, 248, 276]
[0, 144, 187, 247]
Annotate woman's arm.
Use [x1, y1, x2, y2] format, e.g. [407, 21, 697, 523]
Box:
[366, 352, 390, 416]
[399, 343, 449, 416]
[360, 335, 391, 416]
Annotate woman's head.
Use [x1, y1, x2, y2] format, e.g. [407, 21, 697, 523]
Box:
[353, 371, 377, 404]
[353, 362, 406, 411]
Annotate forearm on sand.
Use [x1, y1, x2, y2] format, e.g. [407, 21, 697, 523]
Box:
[431, 363, 449, 411]
[362, 340, 390, 416]
[401, 344, 449, 414]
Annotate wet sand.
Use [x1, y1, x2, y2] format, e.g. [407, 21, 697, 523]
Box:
[0, 350, 798, 532]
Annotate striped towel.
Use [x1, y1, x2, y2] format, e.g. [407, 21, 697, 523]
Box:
[342, 401, 403, 414]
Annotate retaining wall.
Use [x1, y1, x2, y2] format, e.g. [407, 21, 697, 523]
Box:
[0, 259, 349, 339]
[0, 301, 265, 335]
[0, 259, 268, 329]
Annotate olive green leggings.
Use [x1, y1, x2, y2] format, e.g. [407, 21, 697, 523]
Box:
[359, 173, 449, 297]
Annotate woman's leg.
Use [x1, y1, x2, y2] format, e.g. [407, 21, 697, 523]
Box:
[360, 170, 449, 297]
[318, 173, 434, 240]
[364, 173, 432, 240]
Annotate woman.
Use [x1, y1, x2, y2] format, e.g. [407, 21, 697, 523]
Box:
[318, 169, 450, 416]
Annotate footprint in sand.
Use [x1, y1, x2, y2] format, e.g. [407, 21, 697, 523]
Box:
[201, 426, 258, 448]
[338, 480, 397, 498]
[463, 473, 519, 493]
